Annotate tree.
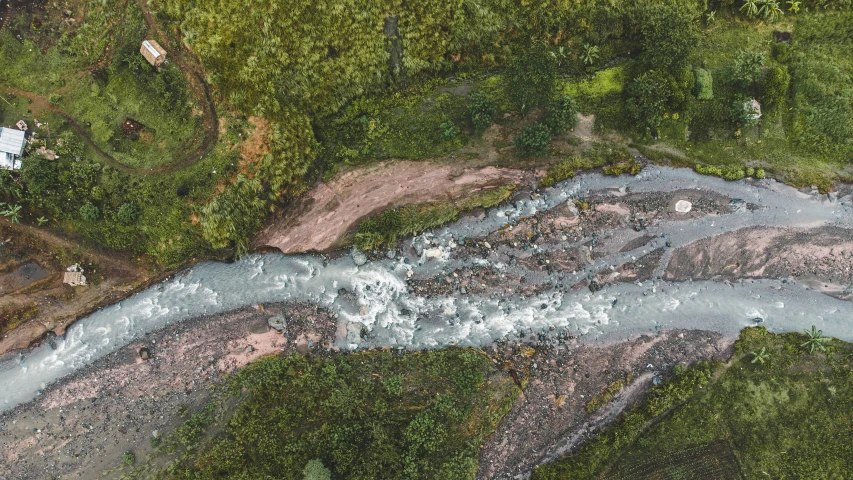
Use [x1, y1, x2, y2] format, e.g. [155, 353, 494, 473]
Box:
[801, 326, 829, 354]
[730, 50, 766, 91]
[749, 347, 771, 365]
[639, 4, 699, 71]
[580, 44, 600, 66]
[303, 459, 331, 480]
[117, 203, 139, 225]
[759, 0, 784, 22]
[514, 123, 551, 158]
[469, 92, 496, 133]
[626, 70, 670, 133]
[544, 95, 579, 135]
[504, 42, 557, 115]
[740, 0, 760, 18]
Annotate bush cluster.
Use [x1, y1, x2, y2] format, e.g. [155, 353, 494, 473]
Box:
[514, 123, 551, 158]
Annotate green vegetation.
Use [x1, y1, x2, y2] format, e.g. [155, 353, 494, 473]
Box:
[352, 184, 514, 251]
[514, 124, 551, 158]
[534, 327, 853, 479]
[3, 0, 853, 265]
[147, 349, 518, 479]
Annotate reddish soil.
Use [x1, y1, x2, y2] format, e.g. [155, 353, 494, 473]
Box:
[664, 226, 853, 300]
[256, 159, 532, 253]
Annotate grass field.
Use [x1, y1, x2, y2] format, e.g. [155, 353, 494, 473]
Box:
[0, 0, 203, 170]
[534, 327, 853, 479]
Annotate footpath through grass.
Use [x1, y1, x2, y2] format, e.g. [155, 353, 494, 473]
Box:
[533, 327, 853, 479]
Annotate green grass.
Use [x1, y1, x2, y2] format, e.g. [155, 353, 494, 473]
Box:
[315, 79, 471, 170]
[142, 349, 519, 480]
[352, 184, 515, 251]
[0, 0, 203, 170]
[533, 327, 853, 479]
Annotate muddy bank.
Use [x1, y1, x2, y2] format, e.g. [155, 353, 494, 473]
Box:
[0, 302, 336, 480]
[0, 219, 150, 358]
[256, 159, 533, 253]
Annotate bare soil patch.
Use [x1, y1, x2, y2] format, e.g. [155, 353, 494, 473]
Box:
[0, 219, 149, 356]
[256, 159, 532, 253]
[665, 226, 853, 300]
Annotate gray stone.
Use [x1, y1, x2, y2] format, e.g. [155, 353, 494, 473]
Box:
[351, 249, 368, 266]
[267, 315, 287, 332]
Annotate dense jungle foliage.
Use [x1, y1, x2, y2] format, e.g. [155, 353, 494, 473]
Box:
[1, 0, 852, 263]
[533, 327, 853, 479]
[139, 349, 517, 479]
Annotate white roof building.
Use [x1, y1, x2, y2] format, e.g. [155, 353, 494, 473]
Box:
[0, 127, 26, 170]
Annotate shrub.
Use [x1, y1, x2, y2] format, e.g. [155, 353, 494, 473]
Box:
[756, 168, 766, 179]
[729, 50, 766, 91]
[79, 203, 100, 222]
[303, 459, 331, 480]
[440, 121, 460, 140]
[694, 68, 713, 100]
[504, 43, 557, 115]
[772, 41, 790, 62]
[469, 92, 496, 133]
[544, 95, 579, 135]
[48, 93, 62, 106]
[626, 70, 669, 132]
[117, 203, 139, 225]
[760, 65, 790, 108]
[514, 123, 551, 158]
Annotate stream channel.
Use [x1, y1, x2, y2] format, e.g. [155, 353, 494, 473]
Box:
[0, 166, 851, 412]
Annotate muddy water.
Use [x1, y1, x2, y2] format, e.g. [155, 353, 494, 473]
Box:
[1, 167, 851, 412]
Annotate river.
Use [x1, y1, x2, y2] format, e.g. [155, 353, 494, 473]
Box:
[0, 166, 850, 412]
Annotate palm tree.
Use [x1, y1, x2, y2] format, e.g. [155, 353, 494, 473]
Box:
[801, 325, 829, 354]
[749, 347, 770, 365]
[787, 0, 801, 13]
[740, 0, 759, 18]
[1, 204, 21, 224]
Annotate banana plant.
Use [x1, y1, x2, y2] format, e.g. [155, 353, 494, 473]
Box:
[1, 204, 22, 224]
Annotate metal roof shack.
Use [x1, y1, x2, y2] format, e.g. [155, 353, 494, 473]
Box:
[140, 39, 167, 68]
[0, 127, 26, 170]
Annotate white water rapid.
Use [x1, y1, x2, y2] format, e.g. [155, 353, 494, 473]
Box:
[0, 166, 851, 412]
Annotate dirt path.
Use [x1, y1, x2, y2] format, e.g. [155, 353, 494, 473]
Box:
[256, 159, 532, 253]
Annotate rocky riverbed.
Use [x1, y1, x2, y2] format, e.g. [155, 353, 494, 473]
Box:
[1, 166, 851, 478]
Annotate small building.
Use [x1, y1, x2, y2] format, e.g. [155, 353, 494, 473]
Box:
[744, 98, 762, 122]
[0, 127, 26, 170]
[16, 120, 28, 131]
[63, 264, 87, 286]
[140, 40, 167, 68]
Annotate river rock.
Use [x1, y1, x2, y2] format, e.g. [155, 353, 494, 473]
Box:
[674, 200, 692, 213]
[267, 315, 287, 332]
[138, 347, 151, 360]
[351, 249, 368, 266]
[425, 247, 444, 258]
